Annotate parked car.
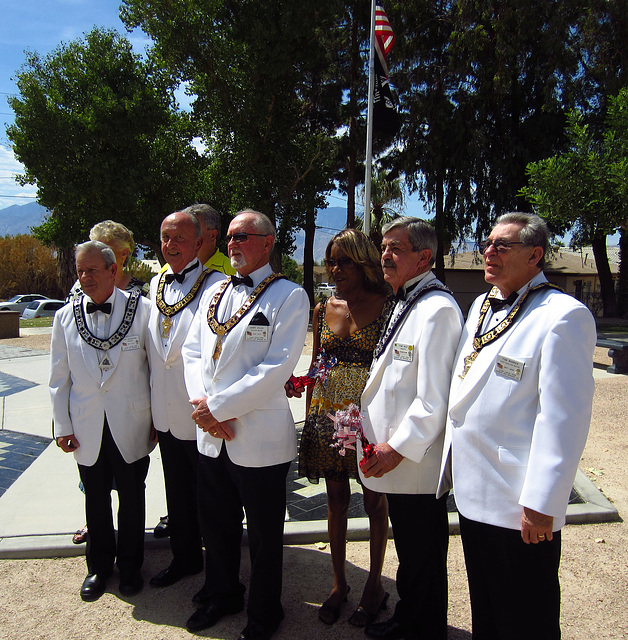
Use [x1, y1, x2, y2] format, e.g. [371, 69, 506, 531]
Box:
[0, 294, 50, 313]
[316, 283, 336, 297]
[21, 299, 66, 319]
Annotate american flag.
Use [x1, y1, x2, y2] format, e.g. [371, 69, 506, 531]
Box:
[375, 3, 395, 60]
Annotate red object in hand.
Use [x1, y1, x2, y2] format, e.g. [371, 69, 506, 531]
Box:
[289, 374, 316, 393]
[359, 443, 375, 470]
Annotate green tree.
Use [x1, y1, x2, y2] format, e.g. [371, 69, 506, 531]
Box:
[357, 168, 405, 248]
[385, 0, 583, 275]
[281, 254, 303, 286]
[7, 28, 202, 291]
[121, 0, 343, 275]
[520, 107, 628, 317]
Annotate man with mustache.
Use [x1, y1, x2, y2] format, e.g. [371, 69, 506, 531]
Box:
[359, 217, 463, 640]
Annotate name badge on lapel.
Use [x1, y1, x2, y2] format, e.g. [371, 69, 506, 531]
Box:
[495, 355, 524, 381]
[393, 342, 413, 362]
[246, 311, 269, 342]
[121, 336, 140, 351]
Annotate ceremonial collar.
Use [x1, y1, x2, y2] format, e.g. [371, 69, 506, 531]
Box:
[73, 289, 140, 351]
[156, 266, 211, 318]
[374, 277, 453, 360]
[459, 277, 563, 379]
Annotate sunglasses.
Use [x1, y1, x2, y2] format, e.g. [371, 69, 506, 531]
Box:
[324, 258, 354, 268]
[226, 232, 268, 243]
[480, 239, 526, 253]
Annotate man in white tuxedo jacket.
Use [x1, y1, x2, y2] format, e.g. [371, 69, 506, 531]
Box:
[359, 218, 463, 640]
[182, 210, 309, 640]
[440, 212, 596, 640]
[50, 241, 154, 602]
[147, 211, 226, 589]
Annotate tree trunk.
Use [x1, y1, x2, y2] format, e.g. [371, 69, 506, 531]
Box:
[617, 229, 628, 318]
[303, 207, 316, 306]
[591, 235, 616, 317]
[433, 173, 446, 283]
[56, 246, 76, 295]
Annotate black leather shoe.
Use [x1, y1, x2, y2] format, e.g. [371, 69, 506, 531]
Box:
[192, 586, 211, 607]
[80, 573, 108, 602]
[186, 599, 245, 632]
[238, 619, 280, 640]
[153, 515, 170, 538]
[365, 617, 407, 640]
[150, 565, 202, 588]
[119, 572, 144, 597]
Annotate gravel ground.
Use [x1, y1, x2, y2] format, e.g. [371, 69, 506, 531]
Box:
[0, 336, 625, 639]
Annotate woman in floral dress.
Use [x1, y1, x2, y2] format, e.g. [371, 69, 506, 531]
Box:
[292, 229, 393, 627]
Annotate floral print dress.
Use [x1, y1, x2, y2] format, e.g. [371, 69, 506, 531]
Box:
[298, 297, 391, 483]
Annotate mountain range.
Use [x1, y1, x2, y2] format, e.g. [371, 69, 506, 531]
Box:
[0, 202, 348, 264]
[0, 201, 49, 236]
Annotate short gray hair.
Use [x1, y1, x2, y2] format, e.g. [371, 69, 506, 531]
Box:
[382, 216, 438, 265]
[235, 209, 276, 246]
[75, 240, 116, 268]
[496, 212, 549, 269]
[182, 203, 221, 234]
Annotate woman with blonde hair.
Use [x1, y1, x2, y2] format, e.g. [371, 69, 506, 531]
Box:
[89, 220, 149, 295]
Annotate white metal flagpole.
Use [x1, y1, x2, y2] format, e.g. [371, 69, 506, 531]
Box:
[364, 0, 376, 236]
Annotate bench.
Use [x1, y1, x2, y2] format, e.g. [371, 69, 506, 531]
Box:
[596, 336, 628, 374]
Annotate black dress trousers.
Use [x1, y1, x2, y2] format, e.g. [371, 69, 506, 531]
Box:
[78, 419, 149, 577]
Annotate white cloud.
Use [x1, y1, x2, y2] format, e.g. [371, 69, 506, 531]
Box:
[0, 145, 37, 210]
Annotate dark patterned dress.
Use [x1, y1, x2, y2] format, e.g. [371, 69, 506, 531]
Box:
[298, 297, 392, 483]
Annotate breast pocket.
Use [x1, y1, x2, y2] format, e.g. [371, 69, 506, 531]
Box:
[498, 445, 529, 467]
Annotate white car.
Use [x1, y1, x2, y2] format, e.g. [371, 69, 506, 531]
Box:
[316, 283, 336, 297]
[0, 294, 50, 313]
[21, 299, 66, 319]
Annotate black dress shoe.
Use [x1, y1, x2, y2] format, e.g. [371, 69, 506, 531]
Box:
[150, 564, 202, 588]
[119, 572, 144, 597]
[238, 619, 281, 640]
[365, 617, 407, 640]
[186, 599, 245, 632]
[153, 515, 170, 538]
[192, 586, 211, 607]
[80, 573, 109, 602]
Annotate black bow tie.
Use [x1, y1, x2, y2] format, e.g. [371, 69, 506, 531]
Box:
[164, 262, 199, 284]
[396, 281, 419, 302]
[86, 301, 112, 315]
[231, 274, 253, 288]
[489, 292, 518, 312]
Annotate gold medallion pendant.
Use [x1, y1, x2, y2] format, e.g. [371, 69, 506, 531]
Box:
[161, 316, 173, 338]
[213, 327, 226, 360]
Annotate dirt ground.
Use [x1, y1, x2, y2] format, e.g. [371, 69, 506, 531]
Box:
[0, 335, 626, 639]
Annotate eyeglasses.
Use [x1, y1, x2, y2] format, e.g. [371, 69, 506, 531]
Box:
[324, 258, 354, 268]
[480, 239, 526, 253]
[226, 232, 268, 243]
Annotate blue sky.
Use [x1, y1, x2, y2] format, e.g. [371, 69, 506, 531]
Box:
[0, 0, 427, 219]
[0, 1, 146, 210]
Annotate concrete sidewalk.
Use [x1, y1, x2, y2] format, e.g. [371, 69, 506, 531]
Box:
[0, 328, 619, 559]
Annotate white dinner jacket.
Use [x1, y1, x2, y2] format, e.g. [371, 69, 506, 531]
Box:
[439, 272, 596, 531]
[182, 264, 310, 468]
[147, 264, 225, 440]
[50, 287, 154, 467]
[359, 272, 463, 494]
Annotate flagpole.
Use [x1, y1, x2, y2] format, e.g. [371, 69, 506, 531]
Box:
[364, 0, 376, 236]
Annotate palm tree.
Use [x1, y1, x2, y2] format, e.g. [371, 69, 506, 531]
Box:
[357, 168, 405, 247]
